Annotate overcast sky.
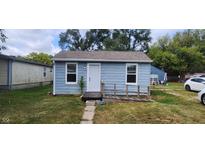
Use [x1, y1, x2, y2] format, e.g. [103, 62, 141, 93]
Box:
[1, 29, 184, 56]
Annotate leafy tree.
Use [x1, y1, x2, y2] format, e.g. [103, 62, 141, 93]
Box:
[59, 29, 111, 51]
[58, 29, 151, 51]
[149, 30, 205, 77]
[59, 29, 86, 51]
[192, 29, 205, 55]
[152, 34, 171, 51]
[103, 30, 130, 51]
[25, 52, 53, 65]
[172, 30, 194, 48]
[98, 29, 152, 51]
[174, 47, 205, 74]
[148, 48, 185, 75]
[171, 29, 205, 55]
[0, 29, 7, 51]
[84, 29, 111, 50]
[131, 29, 151, 51]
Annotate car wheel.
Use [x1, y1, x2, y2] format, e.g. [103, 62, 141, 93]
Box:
[185, 85, 191, 91]
[201, 94, 205, 105]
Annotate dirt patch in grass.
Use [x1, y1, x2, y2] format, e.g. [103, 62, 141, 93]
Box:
[151, 90, 179, 105]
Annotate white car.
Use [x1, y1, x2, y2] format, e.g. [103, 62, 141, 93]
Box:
[191, 75, 205, 80]
[184, 77, 205, 92]
[198, 88, 205, 104]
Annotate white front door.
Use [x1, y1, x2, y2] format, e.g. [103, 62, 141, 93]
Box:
[87, 63, 101, 92]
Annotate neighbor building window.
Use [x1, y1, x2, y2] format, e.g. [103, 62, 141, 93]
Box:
[43, 67, 46, 77]
[126, 64, 137, 84]
[66, 63, 77, 84]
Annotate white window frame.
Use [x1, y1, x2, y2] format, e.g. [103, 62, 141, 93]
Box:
[65, 62, 78, 84]
[125, 63, 138, 85]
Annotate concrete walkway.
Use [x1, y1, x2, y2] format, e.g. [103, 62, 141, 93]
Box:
[80, 100, 96, 124]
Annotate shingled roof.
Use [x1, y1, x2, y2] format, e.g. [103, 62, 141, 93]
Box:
[54, 51, 152, 63]
[0, 53, 52, 67]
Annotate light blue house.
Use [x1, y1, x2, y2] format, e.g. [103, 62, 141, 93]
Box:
[151, 65, 167, 84]
[53, 51, 152, 96]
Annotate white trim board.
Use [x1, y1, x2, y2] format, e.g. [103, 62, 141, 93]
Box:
[65, 62, 78, 85]
[125, 63, 138, 85]
[54, 58, 152, 63]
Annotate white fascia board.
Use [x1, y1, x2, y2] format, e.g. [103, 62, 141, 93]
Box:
[53, 58, 152, 63]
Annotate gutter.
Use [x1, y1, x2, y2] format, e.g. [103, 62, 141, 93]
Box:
[53, 58, 153, 63]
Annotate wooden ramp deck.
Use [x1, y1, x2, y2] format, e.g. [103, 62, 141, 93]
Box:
[81, 92, 103, 102]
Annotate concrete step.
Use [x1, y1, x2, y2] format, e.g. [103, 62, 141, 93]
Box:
[86, 100, 96, 106]
[80, 121, 93, 124]
[84, 106, 96, 112]
[82, 111, 95, 121]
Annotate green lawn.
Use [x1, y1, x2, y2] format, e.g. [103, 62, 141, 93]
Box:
[1, 83, 205, 124]
[0, 85, 84, 124]
[94, 83, 205, 124]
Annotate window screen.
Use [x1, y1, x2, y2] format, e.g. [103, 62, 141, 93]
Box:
[67, 64, 77, 83]
[127, 64, 136, 83]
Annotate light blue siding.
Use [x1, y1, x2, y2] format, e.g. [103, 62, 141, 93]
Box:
[101, 63, 150, 95]
[151, 65, 166, 82]
[138, 63, 151, 93]
[54, 62, 151, 95]
[55, 62, 87, 94]
[101, 63, 125, 95]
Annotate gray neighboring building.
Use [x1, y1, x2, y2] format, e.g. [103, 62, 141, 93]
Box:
[0, 54, 53, 90]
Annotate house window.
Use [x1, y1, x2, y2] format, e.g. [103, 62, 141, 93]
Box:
[126, 64, 137, 84]
[66, 63, 77, 84]
[43, 67, 46, 77]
